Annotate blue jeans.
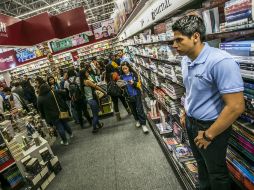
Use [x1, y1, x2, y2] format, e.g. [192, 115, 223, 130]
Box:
[127, 94, 146, 125]
[52, 119, 72, 143]
[87, 99, 100, 129]
[186, 116, 231, 190]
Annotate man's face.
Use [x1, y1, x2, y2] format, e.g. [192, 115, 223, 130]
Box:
[24, 75, 28, 80]
[118, 51, 123, 57]
[111, 55, 116, 61]
[172, 31, 195, 56]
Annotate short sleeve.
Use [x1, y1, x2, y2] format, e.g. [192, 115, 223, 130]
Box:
[64, 81, 69, 90]
[212, 58, 244, 94]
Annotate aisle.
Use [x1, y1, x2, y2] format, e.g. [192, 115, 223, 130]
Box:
[47, 109, 183, 190]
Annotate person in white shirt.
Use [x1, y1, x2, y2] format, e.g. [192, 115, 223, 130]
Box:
[64, 69, 92, 128]
[3, 87, 23, 109]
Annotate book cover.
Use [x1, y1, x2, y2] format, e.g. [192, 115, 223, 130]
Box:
[202, 7, 220, 34]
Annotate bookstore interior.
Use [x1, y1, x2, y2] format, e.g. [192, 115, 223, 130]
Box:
[0, 0, 254, 189]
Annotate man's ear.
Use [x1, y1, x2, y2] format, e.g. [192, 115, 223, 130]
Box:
[193, 32, 201, 43]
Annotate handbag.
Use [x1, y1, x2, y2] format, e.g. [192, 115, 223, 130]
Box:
[51, 90, 70, 119]
[95, 90, 104, 99]
[107, 81, 122, 97]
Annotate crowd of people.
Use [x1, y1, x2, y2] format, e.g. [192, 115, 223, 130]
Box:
[0, 50, 149, 146]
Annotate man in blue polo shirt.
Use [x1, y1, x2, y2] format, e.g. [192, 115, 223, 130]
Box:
[172, 15, 245, 190]
[118, 50, 132, 64]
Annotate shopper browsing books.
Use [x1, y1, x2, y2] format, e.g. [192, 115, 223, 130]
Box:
[107, 72, 131, 121]
[120, 62, 149, 134]
[47, 76, 60, 91]
[79, 69, 106, 133]
[22, 74, 37, 109]
[37, 83, 73, 146]
[105, 53, 120, 83]
[118, 50, 132, 64]
[3, 87, 29, 112]
[64, 68, 92, 129]
[172, 15, 245, 190]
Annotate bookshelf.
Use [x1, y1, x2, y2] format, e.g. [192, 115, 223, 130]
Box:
[122, 0, 254, 190]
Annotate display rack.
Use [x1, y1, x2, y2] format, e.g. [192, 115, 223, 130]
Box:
[0, 107, 60, 190]
[122, 0, 254, 189]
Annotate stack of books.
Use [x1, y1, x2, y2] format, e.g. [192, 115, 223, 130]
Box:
[171, 144, 194, 162]
[227, 147, 254, 189]
[183, 160, 199, 186]
[3, 166, 23, 188]
[220, 0, 253, 32]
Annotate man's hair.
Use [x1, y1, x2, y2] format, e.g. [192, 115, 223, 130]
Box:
[172, 15, 206, 42]
[3, 87, 11, 93]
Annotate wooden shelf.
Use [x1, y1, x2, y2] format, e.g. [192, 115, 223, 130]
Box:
[206, 28, 254, 41]
[0, 159, 16, 173]
[125, 40, 173, 46]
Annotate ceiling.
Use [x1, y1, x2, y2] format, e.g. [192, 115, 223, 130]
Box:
[0, 0, 115, 25]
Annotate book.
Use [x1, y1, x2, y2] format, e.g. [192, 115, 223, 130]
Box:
[164, 137, 178, 151]
[202, 7, 220, 34]
[171, 144, 193, 162]
[183, 160, 199, 184]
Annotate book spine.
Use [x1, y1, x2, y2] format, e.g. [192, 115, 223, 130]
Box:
[226, 10, 252, 22]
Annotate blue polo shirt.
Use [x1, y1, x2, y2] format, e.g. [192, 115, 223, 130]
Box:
[120, 56, 132, 64]
[182, 43, 244, 120]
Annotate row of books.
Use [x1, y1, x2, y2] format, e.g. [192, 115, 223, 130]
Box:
[0, 148, 12, 166]
[218, 38, 254, 189]
[2, 165, 23, 188]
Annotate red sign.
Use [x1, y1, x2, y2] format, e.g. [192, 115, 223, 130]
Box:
[0, 50, 18, 71]
[0, 7, 90, 46]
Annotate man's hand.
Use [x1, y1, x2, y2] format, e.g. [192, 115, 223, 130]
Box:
[180, 111, 186, 128]
[128, 80, 134, 85]
[194, 131, 211, 149]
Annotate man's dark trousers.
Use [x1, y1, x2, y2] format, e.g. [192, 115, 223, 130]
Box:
[186, 116, 232, 190]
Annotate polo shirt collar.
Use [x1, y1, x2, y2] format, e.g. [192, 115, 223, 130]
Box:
[186, 42, 210, 66]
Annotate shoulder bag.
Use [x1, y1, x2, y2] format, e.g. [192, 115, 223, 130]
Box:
[51, 90, 70, 119]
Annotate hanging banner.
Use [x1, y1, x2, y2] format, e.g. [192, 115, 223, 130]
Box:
[92, 19, 115, 40]
[50, 33, 89, 52]
[0, 50, 18, 71]
[15, 44, 49, 63]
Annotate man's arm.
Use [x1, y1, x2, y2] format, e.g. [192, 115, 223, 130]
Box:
[205, 92, 245, 140]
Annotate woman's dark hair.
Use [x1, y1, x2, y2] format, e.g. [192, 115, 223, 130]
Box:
[35, 76, 46, 87]
[67, 68, 76, 78]
[79, 68, 89, 94]
[120, 61, 138, 76]
[47, 76, 55, 85]
[172, 15, 206, 42]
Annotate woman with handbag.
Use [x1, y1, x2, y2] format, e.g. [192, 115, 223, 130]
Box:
[107, 72, 131, 121]
[80, 69, 106, 133]
[120, 62, 149, 134]
[37, 83, 73, 146]
[47, 76, 60, 91]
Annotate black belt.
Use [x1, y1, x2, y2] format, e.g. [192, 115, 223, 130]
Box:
[187, 116, 215, 126]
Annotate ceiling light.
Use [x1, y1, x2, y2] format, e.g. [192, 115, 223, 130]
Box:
[16, 0, 70, 18]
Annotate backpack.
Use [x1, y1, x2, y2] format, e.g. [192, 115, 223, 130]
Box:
[107, 81, 122, 97]
[68, 77, 82, 101]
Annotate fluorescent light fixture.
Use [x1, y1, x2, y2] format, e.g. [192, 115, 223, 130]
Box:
[87, 11, 114, 20]
[84, 1, 114, 12]
[16, 0, 70, 18]
[89, 18, 112, 25]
